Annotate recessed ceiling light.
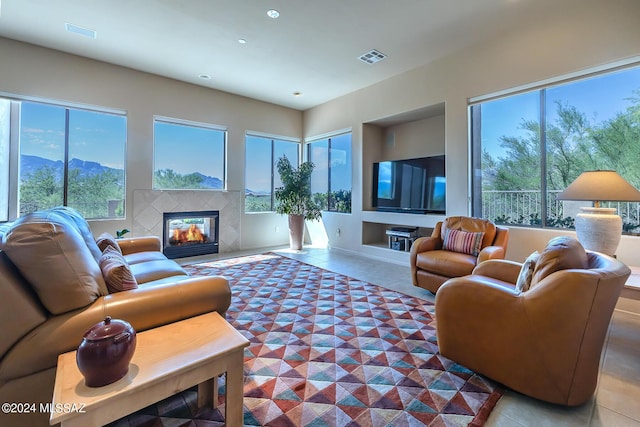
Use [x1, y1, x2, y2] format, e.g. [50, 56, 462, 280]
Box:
[267, 9, 280, 19]
[198, 74, 211, 80]
[238, 38, 247, 44]
[65, 23, 97, 39]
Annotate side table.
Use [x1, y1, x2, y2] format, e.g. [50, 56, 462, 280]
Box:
[50, 311, 249, 427]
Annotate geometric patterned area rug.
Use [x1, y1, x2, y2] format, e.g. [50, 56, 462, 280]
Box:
[108, 253, 503, 427]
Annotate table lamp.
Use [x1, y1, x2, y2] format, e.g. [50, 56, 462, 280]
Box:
[556, 170, 640, 256]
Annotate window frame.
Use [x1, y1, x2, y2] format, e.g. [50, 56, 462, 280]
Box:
[152, 115, 227, 191]
[469, 59, 640, 231]
[305, 129, 352, 214]
[0, 95, 127, 222]
[244, 132, 301, 213]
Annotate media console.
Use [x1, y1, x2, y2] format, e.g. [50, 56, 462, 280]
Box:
[386, 226, 419, 252]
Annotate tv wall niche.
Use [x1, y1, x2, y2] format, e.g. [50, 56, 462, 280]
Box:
[360, 103, 446, 262]
[372, 155, 445, 214]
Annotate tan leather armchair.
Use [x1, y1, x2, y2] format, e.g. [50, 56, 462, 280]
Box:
[410, 216, 509, 293]
[435, 236, 630, 406]
[0, 208, 231, 427]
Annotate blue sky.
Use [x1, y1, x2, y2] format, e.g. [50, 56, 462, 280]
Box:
[480, 65, 640, 159]
[20, 102, 126, 169]
[245, 135, 299, 193]
[308, 133, 352, 194]
[153, 121, 225, 178]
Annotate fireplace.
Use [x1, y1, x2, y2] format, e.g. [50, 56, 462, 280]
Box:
[162, 211, 219, 259]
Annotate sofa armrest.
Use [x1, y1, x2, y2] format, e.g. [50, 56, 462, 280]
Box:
[410, 236, 442, 285]
[436, 276, 524, 357]
[477, 245, 506, 263]
[410, 236, 440, 256]
[0, 276, 231, 382]
[117, 236, 162, 255]
[103, 275, 232, 329]
[472, 259, 522, 284]
[435, 276, 534, 389]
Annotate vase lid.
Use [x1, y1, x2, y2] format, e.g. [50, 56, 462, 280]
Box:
[83, 316, 132, 341]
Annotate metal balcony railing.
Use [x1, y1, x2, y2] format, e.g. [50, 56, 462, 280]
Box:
[482, 190, 640, 232]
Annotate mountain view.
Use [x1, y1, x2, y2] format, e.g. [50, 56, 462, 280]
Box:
[21, 155, 224, 189]
[21, 155, 122, 179]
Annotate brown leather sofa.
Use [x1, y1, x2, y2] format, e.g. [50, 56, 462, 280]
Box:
[435, 236, 630, 406]
[410, 216, 509, 293]
[0, 207, 231, 427]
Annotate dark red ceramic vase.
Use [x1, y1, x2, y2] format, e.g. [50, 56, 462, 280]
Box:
[76, 316, 137, 387]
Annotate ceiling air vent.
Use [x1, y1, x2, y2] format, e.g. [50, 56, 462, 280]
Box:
[65, 23, 97, 39]
[358, 49, 387, 64]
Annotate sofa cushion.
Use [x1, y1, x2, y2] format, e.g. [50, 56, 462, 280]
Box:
[99, 246, 138, 293]
[49, 206, 103, 262]
[530, 236, 588, 288]
[443, 216, 496, 249]
[96, 232, 122, 254]
[443, 228, 485, 256]
[1, 212, 108, 314]
[416, 250, 477, 278]
[124, 251, 169, 265]
[129, 259, 187, 284]
[515, 251, 540, 293]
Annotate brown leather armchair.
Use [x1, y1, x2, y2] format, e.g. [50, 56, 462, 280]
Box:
[435, 236, 630, 406]
[410, 216, 509, 293]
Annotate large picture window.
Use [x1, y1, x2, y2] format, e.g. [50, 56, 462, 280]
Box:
[0, 98, 127, 220]
[153, 117, 226, 190]
[307, 131, 352, 213]
[471, 64, 640, 232]
[245, 134, 300, 212]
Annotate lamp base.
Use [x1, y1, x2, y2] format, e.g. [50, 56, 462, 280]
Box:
[575, 207, 621, 256]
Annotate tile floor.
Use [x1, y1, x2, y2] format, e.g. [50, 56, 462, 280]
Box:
[183, 245, 640, 427]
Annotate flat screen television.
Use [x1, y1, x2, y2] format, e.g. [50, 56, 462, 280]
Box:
[372, 155, 445, 214]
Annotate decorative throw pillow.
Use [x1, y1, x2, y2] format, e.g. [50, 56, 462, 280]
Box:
[515, 251, 540, 293]
[96, 232, 122, 254]
[442, 228, 485, 256]
[99, 246, 138, 293]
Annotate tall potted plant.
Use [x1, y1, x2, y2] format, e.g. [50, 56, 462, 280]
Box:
[275, 155, 322, 250]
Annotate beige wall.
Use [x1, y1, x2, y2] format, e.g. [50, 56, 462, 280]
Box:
[304, 0, 640, 267]
[2, 0, 640, 260]
[0, 37, 302, 250]
[381, 115, 445, 162]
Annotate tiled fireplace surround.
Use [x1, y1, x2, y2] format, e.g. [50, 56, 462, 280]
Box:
[132, 190, 241, 254]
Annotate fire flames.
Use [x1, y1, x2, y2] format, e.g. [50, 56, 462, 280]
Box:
[171, 224, 206, 245]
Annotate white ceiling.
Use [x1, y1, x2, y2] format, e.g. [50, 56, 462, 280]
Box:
[0, 0, 579, 110]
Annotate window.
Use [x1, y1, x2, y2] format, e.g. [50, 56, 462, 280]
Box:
[0, 98, 127, 220]
[0, 99, 9, 222]
[245, 134, 300, 212]
[471, 64, 640, 232]
[153, 117, 226, 190]
[307, 132, 352, 213]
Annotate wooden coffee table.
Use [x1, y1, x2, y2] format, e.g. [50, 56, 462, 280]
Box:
[50, 311, 249, 427]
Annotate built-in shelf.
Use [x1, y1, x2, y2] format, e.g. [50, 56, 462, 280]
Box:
[362, 211, 442, 260]
[360, 103, 446, 263]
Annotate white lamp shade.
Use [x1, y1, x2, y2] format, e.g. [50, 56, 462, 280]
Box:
[556, 170, 640, 203]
